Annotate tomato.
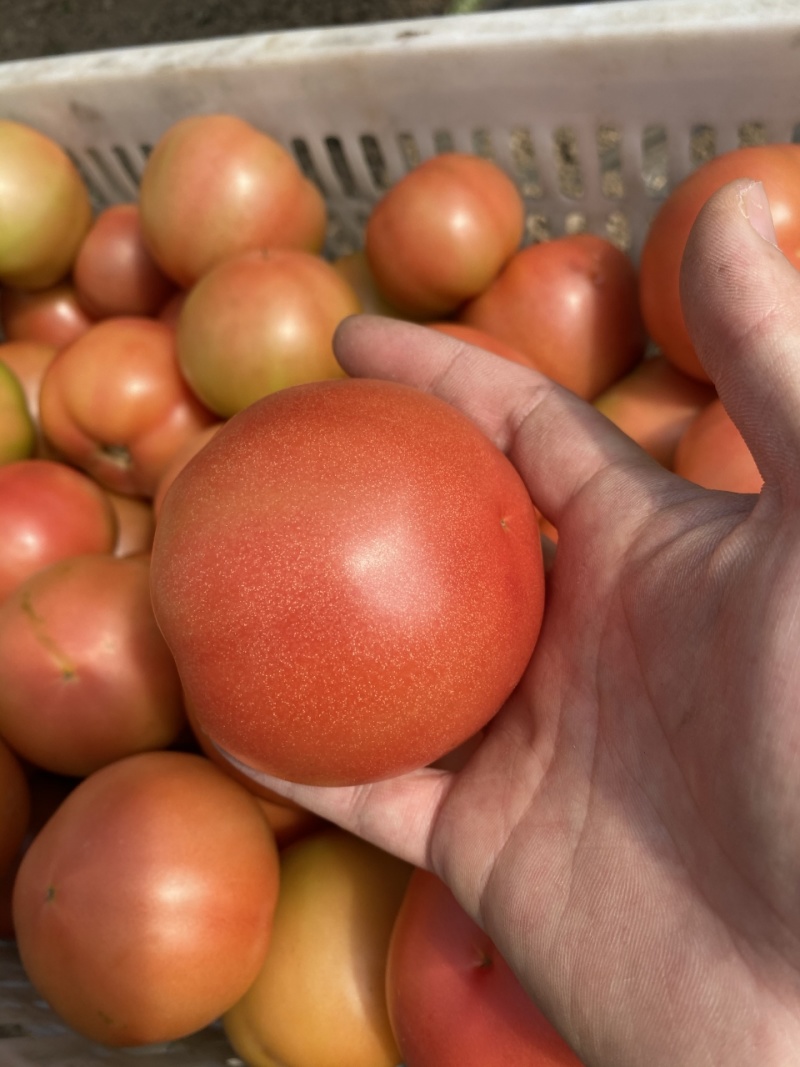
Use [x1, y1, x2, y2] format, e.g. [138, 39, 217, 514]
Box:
[0, 459, 117, 603]
[152, 422, 223, 519]
[0, 361, 35, 464]
[150, 378, 545, 786]
[459, 234, 645, 400]
[387, 869, 584, 1066]
[175, 249, 360, 417]
[0, 553, 185, 776]
[39, 317, 217, 497]
[12, 751, 280, 1046]
[73, 203, 176, 319]
[593, 355, 717, 469]
[365, 152, 524, 319]
[673, 397, 763, 493]
[0, 282, 95, 349]
[640, 143, 800, 381]
[0, 121, 92, 290]
[139, 114, 327, 288]
[224, 828, 410, 1067]
[428, 320, 533, 366]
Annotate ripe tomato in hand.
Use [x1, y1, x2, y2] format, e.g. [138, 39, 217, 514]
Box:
[640, 143, 800, 381]
[151, 378, 545, 786]
[365, 152, 525, 319]
[459, 234, 645, 400]
[12, 751, 281, 1047]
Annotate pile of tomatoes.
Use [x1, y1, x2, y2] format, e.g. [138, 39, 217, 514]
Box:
[0, 111, 793, 1066]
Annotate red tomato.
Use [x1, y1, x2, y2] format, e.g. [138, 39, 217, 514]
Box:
[150, 378, 545, 786]
[0, 553, 186, 776]
[0, 282, 95, 349]
[365, 152, 525, 319]
[673, 397, 763, 493]
[0, 121, 92, 290]
[139, 114, 327, 287]
[39, 317, 217, 497]
[73, 203, 177, 319]
[428, 320, 533, 366]
[387, 869, 584, 1066]
[224, 828, 410, 1067]
[593, 355, 717, 469]
[12, 751, 281, 1046]
[152, 421, 223, 519]
[639, 143, 800, 381]
[459, 234, 646, 400]
[0, 459, 117, 603]
[176, 249, 360, 417]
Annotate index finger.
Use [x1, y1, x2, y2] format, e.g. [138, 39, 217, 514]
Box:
[334, 315, 660, 526]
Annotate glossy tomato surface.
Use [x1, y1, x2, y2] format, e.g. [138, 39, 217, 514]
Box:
[224, 828, 410, 1067]
[365, 152, 525, 319]
[0, 553, 185, 776]
[459, 234, 645, 399]
[12, 751, 280, 1047]
[640, 143, 800, 381]
[139, 114, 327, 287]
[151, 378, 545, 786]
[387, 869, 584, 1066]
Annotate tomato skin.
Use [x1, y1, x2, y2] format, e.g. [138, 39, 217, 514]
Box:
[0, 459, 117, 603]
[0, 283, 94, 349]
[176, 249, 360, 417]
[387, 869, 584, 1066]
[73, 203, 176, 319]
[365, 153, 525, 319]
[428, 320, 533, 367]
[151, 378, 545, 787]
[640, 143, 800, 382]
[0, 361, 35, 464]
[12, 751, 281, 1047]
[0, 553, 186, 777]
[139, 114, 327, 288]
[39, 317, 217, 497]
[673, 397, 762, 493]
[459, 234, 645, 400]
[593, 355, 717, 469]
[0, 737, 30, 877]
[0, 121, 92, 290]
[224, 828, 410, 1067]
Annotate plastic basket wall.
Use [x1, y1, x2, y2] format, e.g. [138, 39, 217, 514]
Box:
[2, 0, 800, 1062]
[1, 0, 800, 261]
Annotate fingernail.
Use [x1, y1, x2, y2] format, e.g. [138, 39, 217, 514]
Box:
[739, 180, 778, 246]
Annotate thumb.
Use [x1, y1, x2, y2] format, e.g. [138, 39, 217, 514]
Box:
[680, 178, 800, 497]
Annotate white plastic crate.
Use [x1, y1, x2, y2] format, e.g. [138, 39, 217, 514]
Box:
[1, 0, 800, 1062]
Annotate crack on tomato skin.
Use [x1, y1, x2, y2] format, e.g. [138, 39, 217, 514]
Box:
[20, 588, 78, 681]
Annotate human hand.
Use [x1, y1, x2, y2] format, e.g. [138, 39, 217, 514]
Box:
[234, 180, 800, 1066]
